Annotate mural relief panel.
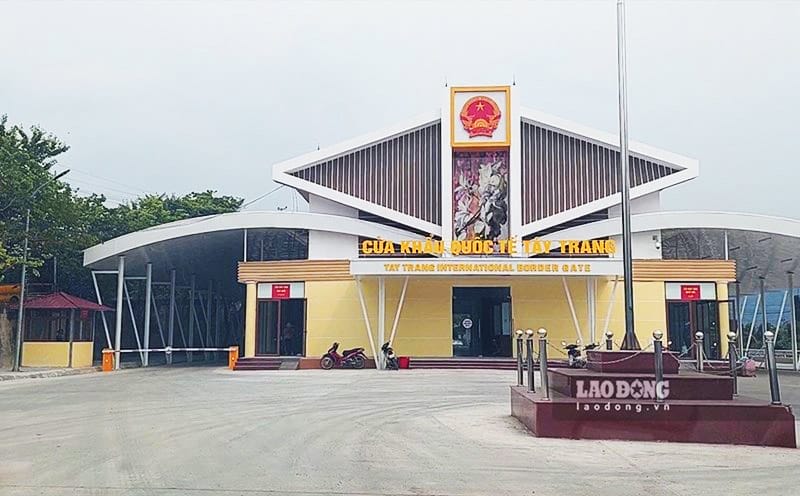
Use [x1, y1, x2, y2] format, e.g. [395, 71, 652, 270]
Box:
[452, 150, 509, 243]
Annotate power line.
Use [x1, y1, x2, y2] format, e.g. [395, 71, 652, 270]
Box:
[240, 185, 284, 210]
[67, 177, 142, 198]
[68, 168, 156, 194]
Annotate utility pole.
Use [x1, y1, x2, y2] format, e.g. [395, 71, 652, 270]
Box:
[12, 169, 70, 371]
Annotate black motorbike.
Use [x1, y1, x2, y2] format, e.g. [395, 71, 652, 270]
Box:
[564, 342, 599, 368]
[381, 342, 399, 370]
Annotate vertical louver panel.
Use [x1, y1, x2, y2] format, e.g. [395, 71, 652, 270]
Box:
[291, 122, 441, 225]
[520, 120, 677, 225]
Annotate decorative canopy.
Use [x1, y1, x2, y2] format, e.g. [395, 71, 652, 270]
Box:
[12, 292, 111, 312]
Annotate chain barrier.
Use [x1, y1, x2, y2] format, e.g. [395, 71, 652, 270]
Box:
[584, 342, 654, 365]
[674, 342, 696, 359]
[545, 342, 570, 357]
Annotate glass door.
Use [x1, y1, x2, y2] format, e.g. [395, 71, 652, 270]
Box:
[256, 300, 279, 355]
[667, 302, 692, 356]
[696, 301, 720, 360]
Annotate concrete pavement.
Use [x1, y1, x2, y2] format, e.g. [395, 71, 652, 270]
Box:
[0, 367, 798, 496]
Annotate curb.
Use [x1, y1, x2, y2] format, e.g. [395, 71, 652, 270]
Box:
[0, 366, 102, 382]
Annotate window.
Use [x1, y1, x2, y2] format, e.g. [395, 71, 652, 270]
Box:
[23, 309, 95, 341]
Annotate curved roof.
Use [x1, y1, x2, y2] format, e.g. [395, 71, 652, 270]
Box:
[544, 211, 800, 240]
[83, 210, 425, 267]
[546, 210, 800, 293]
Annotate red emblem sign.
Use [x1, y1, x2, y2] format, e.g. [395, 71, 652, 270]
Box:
[271, 284, 291, 300]
[459, 96, 501, 138]
[680, 284, 701, 301]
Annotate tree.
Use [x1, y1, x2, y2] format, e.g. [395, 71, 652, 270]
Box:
[1, 115, 243, 297]
[104, 191, 243, 239]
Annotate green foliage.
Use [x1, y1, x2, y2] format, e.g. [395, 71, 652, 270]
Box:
[105, 191, 243, 238]
[0, 115, 242, 295]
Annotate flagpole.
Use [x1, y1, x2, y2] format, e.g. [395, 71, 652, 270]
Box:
[616, 0, 640, 350]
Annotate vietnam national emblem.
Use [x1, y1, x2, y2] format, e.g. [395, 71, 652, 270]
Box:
[459, 96, 502, 138]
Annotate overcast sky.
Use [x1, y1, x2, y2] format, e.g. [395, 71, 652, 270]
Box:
[3, 0, 798, 215]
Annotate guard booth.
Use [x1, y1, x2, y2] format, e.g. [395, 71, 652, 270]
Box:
[14, 292, 111, 368]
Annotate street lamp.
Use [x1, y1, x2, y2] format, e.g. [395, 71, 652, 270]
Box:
[616, 0, 640, 350]
[12, 169, 70, 372]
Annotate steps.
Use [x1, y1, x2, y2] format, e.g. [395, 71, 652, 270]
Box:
[233, 357, 283, 371]
[409, 358, 569, 370]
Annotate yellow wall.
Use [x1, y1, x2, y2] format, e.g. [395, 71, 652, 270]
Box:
[71, 342, 94, 368]
[305, 279, 379, 358]
[304, 276, 670, 358]
[266, 274, 763, 359]
[22, 342, 70, 367]
[21, 341, 96, 368]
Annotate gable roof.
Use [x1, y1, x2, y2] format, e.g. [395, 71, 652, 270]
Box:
[272, 105, 698, 238]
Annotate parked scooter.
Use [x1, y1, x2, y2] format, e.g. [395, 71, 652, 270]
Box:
[382, 342, 399, 370]
[320, 342, 367, 370]
[563, 342, 599, 368]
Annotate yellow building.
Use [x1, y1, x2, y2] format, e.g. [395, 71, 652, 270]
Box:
[84, 84, 757, 369]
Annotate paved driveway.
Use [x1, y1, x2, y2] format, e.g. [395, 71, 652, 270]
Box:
[0, 367, 798, 496]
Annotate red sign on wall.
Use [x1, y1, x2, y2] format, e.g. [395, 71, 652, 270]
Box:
[271, 284, 291, 300]
[680, 284, 701, 301]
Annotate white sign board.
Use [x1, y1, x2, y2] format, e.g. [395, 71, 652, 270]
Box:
[350, 258, 623, 277]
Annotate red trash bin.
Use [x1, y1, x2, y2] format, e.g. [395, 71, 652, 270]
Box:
[398, 356, 410, 369]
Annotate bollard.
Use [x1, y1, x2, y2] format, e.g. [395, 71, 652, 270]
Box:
[102, 349, 114, 372]
[605, 330, 614, 351]
[764, 330, 782, 405]
[525, 329, 535, 393]
[538, 328, 550, 400]
[228, 346, 239, 370]
[515, 330, 524, 386]
[695, 332, 704, 372]
[653, 330, 664, 403]
[727, 332, 738, 396]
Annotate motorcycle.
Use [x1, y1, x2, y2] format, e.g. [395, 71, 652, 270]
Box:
[320, 342, 367, 370]
[381, 342, 399, 370]
[564, 342, 599, 368]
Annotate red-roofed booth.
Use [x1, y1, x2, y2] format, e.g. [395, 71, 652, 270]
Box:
[13, 292, 110, 368]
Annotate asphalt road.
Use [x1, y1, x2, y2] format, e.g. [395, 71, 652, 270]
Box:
[1, 367, 799, 496]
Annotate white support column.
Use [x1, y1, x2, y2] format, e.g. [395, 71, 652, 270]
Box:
[745, 293, 761, 352]
[388, 277, 409, 346]
[774, 290, 788, 343]
[167, 269, 176, 365]
[150, 290, 166, 347]
[739, 295, 748, 325]
[602, 276, 620, 337]
[175, 305, 188, 347]
[123, 281, 144, 365]
[143, 263, 152, 367]
[91, 271, 112, 348]
[206, 280, 213, 360]
[214, 296, 221, 352]
[377, 277, 386, 369]
[562, 277, 583, 343]
[114, 256, 125, 370]
[355, 277, 378, 365]
[193, 303, 206, 347]
[188, 274, 195, 362]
